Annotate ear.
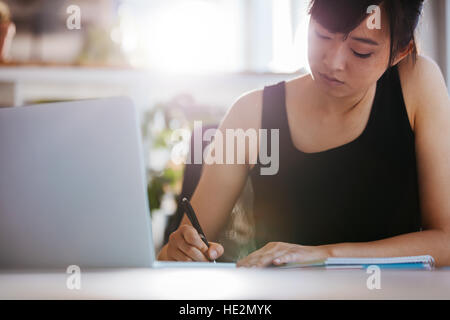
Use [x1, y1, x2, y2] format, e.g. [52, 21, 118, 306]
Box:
[391, 41, 414, 66]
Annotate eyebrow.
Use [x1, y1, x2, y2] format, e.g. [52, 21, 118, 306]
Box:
[350, 36, 380, 46]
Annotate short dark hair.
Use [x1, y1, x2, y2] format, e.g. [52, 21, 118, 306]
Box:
[308, 0, 425, 66]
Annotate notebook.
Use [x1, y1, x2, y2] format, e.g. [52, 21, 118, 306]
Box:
[277, 255, 436, 270]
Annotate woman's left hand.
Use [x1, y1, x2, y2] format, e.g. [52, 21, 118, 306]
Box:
[236, 242, 332, 268]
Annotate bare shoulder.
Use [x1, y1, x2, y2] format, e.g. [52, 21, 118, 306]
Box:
[285, 73, 312, 99]
[222, 74, 311, 132]
[219, 88, 264, 132]
[398, 54, 447, 97]
[398, 54, 449, 130]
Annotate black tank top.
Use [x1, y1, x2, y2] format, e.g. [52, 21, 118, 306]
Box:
[249, 65, 422, 250]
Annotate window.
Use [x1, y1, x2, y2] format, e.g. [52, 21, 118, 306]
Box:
[117, 0, 309, 74]
[269, 0, 309, 73]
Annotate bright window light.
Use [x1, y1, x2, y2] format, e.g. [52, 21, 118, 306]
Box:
[270, 0, 309, 73]
[116, 0, 309, 74]
[119, 0, 242, 74]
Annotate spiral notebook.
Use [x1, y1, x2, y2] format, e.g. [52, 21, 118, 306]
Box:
[277, 255, 435, 270]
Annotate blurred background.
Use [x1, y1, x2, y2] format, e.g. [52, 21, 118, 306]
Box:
[0, 0, 448, 255]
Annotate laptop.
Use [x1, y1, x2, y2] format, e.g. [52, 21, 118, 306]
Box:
[0, 97, 235, 269]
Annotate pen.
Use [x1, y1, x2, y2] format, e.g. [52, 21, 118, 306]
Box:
[181, 197, 216, 263]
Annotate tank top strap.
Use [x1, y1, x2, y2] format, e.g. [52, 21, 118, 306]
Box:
[366, 65, 414, 142]
[260, 80, 290, 151]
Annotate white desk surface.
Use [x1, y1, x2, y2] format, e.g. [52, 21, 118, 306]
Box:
[1, 267, 449, 300]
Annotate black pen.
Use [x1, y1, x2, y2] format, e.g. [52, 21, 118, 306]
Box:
[181, 197, 216, 263]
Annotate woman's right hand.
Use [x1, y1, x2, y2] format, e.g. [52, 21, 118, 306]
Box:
[164, 224, 224, 262]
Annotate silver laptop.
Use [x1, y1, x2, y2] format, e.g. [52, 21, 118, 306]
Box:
[0, 97, 235, 269]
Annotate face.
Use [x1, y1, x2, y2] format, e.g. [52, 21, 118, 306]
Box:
[307, 11, 392, 98]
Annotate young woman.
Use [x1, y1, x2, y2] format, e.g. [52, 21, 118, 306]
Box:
[158, 0, 450, 267]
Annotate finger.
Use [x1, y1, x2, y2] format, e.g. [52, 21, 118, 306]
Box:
[179, 241, 209, 262]
[273, 254, 290, 265]
[255, 243, 294, 267]
[208, 242, 224, 260]
[237, 258, 260, 268]
[238, 251, 286, 268]
[237, 255, 260, 268]
[169, 248, 193, 262]
[257, 252, 286, 267]
[273, 252, 300, 265]
[240, 244, 280, 265]
[236, 250, 261, 267]
[182, 227, 209, 253]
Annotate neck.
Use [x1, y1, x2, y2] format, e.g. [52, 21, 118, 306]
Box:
[308, 78, 375, 117]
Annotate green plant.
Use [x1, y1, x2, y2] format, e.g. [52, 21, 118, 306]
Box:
[143, 106, 186, 214]
[143, 94, 224, 215]
[147, 166, 183, 212]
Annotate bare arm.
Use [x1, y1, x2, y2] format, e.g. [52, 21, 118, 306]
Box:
[158, 89, 263, 260]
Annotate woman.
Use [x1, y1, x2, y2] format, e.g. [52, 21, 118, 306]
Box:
[158, 0, 450, 267]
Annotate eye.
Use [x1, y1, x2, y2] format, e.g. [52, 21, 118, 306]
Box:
[315, 31, 331, 40]
[352, 50, 373, 59]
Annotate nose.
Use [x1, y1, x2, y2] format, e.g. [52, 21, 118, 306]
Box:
[323, 43, 346, 72]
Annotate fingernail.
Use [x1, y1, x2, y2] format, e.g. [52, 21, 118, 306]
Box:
[274, 258, 281, 264]
[210, 250, 217, 259]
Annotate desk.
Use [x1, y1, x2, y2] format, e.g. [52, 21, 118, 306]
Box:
[1, 267, 450, 299]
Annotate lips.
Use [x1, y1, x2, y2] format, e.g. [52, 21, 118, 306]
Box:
[318, 72, 344, 85]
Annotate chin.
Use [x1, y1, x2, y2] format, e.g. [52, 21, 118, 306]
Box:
[311, 72, 350, 97]
[323, 88, 352, 98]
